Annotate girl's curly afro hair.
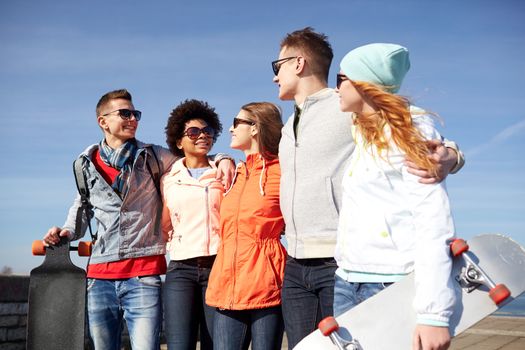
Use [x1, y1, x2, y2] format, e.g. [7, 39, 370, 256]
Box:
[165, 99, 222, 157]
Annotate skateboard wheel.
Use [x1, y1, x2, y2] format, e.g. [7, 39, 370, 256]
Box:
[318, 316, 339, 336]
[78, 241, 92, 256]
[489, 284, 511, 305]
[450, 238, 469, 257]
[32, 240, 46, 256]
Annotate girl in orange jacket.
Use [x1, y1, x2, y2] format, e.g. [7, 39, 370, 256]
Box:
[206, 102, 286, 350]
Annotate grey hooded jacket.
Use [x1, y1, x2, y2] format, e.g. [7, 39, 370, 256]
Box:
[279, 89, 355, 258]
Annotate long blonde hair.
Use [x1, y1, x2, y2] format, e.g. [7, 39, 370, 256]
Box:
[351, 81, 438, 176]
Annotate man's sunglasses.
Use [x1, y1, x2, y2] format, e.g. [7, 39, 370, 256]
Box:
[102, 109, 142, 121]
[336, 74, 350, 89]
[271, 56, 297, 76]
[233, 118, 255, 129]
[183, 126, 215, 140]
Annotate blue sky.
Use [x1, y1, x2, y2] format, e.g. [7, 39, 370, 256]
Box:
[1, 0, 524, 274]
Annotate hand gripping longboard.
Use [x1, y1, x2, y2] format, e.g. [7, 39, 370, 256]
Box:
[27, 237, 91, 350]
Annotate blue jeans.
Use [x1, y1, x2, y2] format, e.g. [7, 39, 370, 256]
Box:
[333, 274, 392, 317]
[213, 306, 283, 350]
[86, 276, 162, 350]
[163, 258, 215, 350]
[281, 256, 337, 349]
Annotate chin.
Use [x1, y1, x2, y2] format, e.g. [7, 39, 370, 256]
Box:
[339, 102, 350, 113]
[279, 91, 293, 101]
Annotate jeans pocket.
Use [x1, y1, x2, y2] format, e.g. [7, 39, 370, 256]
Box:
[324, 258, 338, 268]
[87, 278, 96, 291]
[381, 282, 393, 289]
[137, 275, 162, 288]
[166, 260, 181, 273]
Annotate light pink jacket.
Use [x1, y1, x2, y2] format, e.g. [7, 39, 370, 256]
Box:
[161, 158, 224, 261]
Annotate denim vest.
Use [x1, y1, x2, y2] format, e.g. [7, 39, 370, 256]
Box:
[63, 141, 177, 264]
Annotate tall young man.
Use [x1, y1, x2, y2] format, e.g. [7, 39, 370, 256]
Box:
[273, 28, 464, 349]
[43, 89, 233, 349]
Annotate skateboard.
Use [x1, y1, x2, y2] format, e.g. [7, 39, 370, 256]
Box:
[294, 234, 525, 350]
[26, 237, 92, 350]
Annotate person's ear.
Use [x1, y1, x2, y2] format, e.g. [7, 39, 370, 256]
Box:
[251, 125, 258, 137]
[296, 56, 305, 74]
[98, 116, 109, 131]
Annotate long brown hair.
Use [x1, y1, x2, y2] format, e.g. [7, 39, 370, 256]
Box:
[240, 102, 283, 160]
[351, 81, 438, 176]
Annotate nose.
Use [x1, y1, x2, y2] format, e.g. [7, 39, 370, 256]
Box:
[273, 75, 279, 83]
[126, 113, 139, 122]
[229, 125, 234, 133]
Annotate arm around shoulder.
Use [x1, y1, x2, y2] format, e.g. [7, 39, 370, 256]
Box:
[442, 139, 465, 174]
[151, 145, 178, 175]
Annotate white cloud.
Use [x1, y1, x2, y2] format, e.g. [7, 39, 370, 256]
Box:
[465, 118, 525, 157]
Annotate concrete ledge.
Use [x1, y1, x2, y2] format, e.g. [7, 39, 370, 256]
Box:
[0, 277, 29, 303]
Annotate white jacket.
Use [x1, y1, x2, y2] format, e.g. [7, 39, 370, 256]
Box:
[335, 110, 456, 324]
[161, 158, 224, 261]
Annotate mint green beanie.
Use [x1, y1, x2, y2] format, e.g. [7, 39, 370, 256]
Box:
[340, 43, 410, 93]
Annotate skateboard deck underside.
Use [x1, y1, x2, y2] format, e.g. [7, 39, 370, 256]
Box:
[294, 234, 525, 350]
[27, 262, 86, 349]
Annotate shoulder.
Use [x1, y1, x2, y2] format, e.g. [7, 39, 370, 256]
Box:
[410, 107, 441, 140]
[76, 144, 98, 167]
[138, 142, 173, 158]
[263, 159, 281, 182]
[137, 141, 178, 171]
[78, 143, 98, 157]
[163, 158, 186, 177]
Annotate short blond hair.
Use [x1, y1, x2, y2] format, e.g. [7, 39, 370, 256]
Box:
[95, 89, 132, 116]
[280, 27, 333, 82]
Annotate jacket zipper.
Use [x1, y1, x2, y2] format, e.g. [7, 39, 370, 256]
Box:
[291, 105, 301, 256]
[230, 164, 248, 309]
[205, 186, 210, 256]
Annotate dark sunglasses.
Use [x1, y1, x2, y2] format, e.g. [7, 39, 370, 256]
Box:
[271, 56, 297, 75]
[336, 74, 350, 89]
[183, 126, 215, 140]
[102, 108, 142, 121]
[233, 118, 255, 129]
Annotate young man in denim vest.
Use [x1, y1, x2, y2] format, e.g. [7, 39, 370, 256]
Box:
[43, 89, 233, 349]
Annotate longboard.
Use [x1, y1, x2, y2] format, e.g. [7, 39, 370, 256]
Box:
[294, 234, 525, 349]
[26, 237, 91, 350]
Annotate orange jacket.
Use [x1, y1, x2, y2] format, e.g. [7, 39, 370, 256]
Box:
[206, 153, 286, 310]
